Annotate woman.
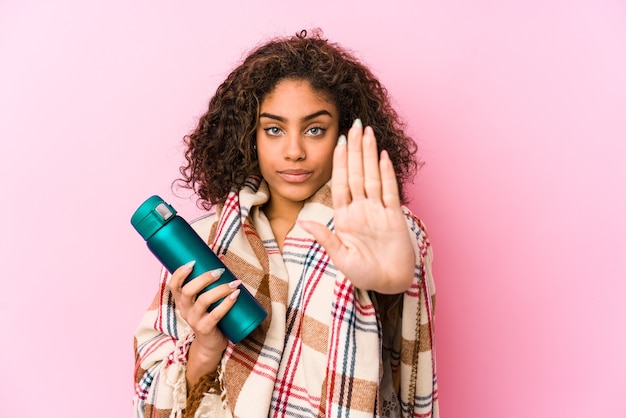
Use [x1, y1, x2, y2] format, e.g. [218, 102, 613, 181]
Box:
[133, 30, 438, 418]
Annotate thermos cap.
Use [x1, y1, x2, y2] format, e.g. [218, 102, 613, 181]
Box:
[130, 195, 177, 241]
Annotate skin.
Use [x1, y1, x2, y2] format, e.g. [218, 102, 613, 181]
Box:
[169, 79, 415, 389]
[256, 79, 340, 250]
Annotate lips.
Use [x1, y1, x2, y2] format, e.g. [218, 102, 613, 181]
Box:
[277, 170, 312, 183]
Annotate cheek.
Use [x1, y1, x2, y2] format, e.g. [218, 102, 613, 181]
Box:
[256, 152, 271, 175]
[255, 137, 272, 168]
[319, 146, 336, 176]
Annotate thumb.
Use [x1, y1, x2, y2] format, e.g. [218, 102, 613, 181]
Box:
[297, 220, 343, 259]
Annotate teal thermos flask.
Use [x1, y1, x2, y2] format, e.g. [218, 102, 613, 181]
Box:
[131, 195, 267, 343]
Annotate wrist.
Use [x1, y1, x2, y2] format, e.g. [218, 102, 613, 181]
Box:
[185, 340, 224, 389]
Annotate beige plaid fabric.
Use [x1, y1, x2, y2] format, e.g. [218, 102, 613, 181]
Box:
[133, 178, 438, 417]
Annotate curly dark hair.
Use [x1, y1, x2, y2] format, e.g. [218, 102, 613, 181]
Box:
[179, 29, 419, 209]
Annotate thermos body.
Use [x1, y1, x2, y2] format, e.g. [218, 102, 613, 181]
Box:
[131, 195, 267, 343]
[146, 216, 232, 290]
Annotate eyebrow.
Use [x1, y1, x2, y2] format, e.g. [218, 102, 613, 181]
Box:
[258, 110, 333, 123]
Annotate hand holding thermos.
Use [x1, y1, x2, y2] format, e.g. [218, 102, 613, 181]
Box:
[131, 195, 267, 344]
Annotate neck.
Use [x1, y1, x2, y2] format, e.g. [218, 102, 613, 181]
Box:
[262, 197, 304, 253]
[263, 197, 303, 224]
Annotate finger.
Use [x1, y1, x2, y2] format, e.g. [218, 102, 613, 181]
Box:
[170, 260, 196, 298]
[380, 150, 401, 210]
[180, 268, 225, 303]
[362, 126, 382, 202]
[192, 278, 240, 316]
[197, 284, 241, 327]
[187, 279, 240, 328]
[347, 119, 365, 200]
[332, 134, 350, 208]
[298, 220, 345, 261]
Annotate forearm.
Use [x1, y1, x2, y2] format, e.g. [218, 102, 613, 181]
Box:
[185, 340, 223, 389]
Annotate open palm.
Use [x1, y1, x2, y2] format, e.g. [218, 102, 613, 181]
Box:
[300, 120, 415, 294]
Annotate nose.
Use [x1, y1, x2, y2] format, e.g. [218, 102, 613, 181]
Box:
[284, 132, 305, 161]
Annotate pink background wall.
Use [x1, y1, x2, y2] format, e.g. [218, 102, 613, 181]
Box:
[1, 0, 625, 417]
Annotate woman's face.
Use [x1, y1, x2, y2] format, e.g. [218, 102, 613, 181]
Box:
[256, 79, 339, 208]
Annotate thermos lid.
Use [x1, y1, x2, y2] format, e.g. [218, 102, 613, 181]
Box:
[130, 195, 177, 241]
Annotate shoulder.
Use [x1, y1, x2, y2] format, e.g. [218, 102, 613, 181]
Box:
[401, 206, 430, 240]
[400, 206, 433, 267]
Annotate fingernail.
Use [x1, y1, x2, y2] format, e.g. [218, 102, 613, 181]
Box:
[337, 134, 347, 145]
[228, 279, 242, 289]
[229, 289, 241, 300]
[182, 260, 196, 270]
[211, 268, 225, 278]
[352, 118, 362, 128]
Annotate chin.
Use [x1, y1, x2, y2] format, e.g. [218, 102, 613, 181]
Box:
[276, 184, 320, 202]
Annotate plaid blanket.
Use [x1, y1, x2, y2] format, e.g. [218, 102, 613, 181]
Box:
[133, 177, 438, 417]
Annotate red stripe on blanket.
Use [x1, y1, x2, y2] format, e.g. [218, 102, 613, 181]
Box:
[272, 380, 322, 408]
[272, 245, 329, 416]
[137, 335, 173, 368]
[325, 277, 353, 411]
[354, 300, 376, 316]
[228, 349, 279, 381]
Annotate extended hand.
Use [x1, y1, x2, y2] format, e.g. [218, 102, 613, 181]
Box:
[299, 120, 415, 294]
